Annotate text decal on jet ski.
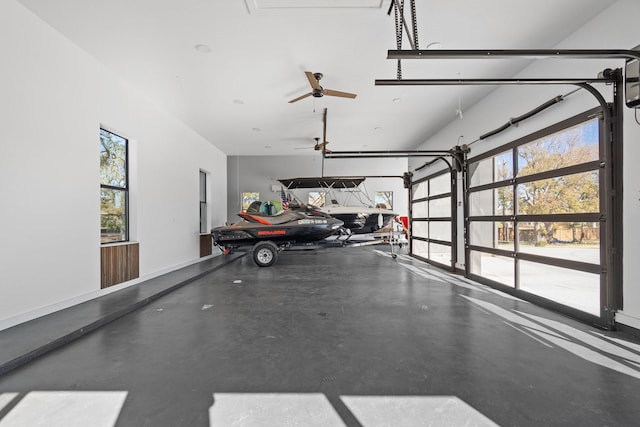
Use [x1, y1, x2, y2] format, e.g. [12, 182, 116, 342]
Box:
[258, 229, 287, 236]
[297, 219, 328, 224]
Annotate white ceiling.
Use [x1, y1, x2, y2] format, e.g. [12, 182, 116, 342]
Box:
[18, 0, 616, 155]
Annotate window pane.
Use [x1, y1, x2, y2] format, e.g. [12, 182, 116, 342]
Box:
[199, 171, 207, 233]
[469, 150, 512, 187]
[429, 173, 450, 196]
[470, 250, 514, 287]
[518, 222, 600, 263]
[242, 192, 259, 210]
[429, 197, 451, 218]
[429, 242, 451, 265]
[413, 182, 427, 200]
[412, 239, 428, 259]
[470, 221, 514, 251]
[429, 221, 451, 242]
[412, 221, 428, 239]
[469, 186, 512, 216]
[375, 191, 393, 209]
[199, 171, 206, 202]
[100, 129, 127, 188]
[412, 201, 427, 218]
[101, 188, 127, 243]
[517, 171, 599, 215]
[200, 202, 207, 233]
[308, 191, 325, 207]
[519, 261, 600, 315]
[517, 120, 599, 178]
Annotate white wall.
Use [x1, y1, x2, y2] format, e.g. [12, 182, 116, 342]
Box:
[411, 0, 640, 329]
[0, 0, 227, 325]
[226, 155, 408, 223]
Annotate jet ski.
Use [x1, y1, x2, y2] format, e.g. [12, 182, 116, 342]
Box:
[212, 200, 344, 267]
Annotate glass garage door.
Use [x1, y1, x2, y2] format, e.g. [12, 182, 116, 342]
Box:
[411, 169, 455, 270]
[465, 109, 608, 321]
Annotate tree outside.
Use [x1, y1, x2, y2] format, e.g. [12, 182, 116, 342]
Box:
[375, 191, 393, 209]
[100, 129, 127, 242]
[242, 192, 260, 211]
[492, 120, 599, 247]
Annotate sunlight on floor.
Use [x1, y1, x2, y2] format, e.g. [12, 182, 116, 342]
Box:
[342, 395, 499, 427]
[0, 391, 127, 427]
[209, 393, 498, 426]
[0, 391, 499, 426]
[210, 393, 344, 426]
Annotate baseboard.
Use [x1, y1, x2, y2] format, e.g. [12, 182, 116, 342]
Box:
[615, 311, 640, 337]
[0, 252, 221, 332]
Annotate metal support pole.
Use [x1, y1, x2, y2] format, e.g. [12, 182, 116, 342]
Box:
[386, 49, 640, 61]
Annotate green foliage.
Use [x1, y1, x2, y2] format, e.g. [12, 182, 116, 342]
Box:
[517, 133, 598, 214]
[242, 192, 259, 210]
[100, 129, 127, 187]
[515, 126, 599, 244]
[100, 129, 127, 241]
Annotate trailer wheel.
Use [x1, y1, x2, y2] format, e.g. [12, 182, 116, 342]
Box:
[252, 241, 279, 267]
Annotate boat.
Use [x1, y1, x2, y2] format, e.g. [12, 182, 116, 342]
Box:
[278, 176, 397, 234]
[212, 200, 344, 266]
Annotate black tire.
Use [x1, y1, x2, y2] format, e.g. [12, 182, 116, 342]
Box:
[252, 241, 279, 267]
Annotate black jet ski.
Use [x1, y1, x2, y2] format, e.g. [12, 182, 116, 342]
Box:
[212, 200, 344, 266]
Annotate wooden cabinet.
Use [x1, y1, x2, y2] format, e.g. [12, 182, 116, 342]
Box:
[101, 243, 140, 288]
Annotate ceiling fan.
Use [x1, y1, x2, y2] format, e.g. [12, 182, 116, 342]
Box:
[293, 108, 332, 153]
[313, 137, 331, 153]
[289, 71, 357, 103]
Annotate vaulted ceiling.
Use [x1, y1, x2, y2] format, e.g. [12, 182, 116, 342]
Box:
[18, 0, 616, 155]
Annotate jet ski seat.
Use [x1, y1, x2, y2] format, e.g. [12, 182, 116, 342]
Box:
[259, 200, 283, 216]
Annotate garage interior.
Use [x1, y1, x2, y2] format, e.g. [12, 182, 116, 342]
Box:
[2, 0, 640, 426]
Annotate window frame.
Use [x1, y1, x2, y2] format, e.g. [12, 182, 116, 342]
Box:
[410, 168, 456, 271]
[100, 128, 129, 244]
[374, 191, 394, 209]
[464, 107, 609, 324]
[242, 192, 260, 211]
[199, 170, 207, 233]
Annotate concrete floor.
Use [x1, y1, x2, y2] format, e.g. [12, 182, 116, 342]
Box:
[1, 246, 640, 426]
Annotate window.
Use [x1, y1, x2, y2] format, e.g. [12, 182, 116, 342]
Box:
[242, 192, 260, 210]
[100, 129, 128, 243]
[375, 191, 393, 209]
[308, 191, 325, 207]
[199, 170, 207, 233]
[410, 169, 454, 269]
[465, 114, 602, 316]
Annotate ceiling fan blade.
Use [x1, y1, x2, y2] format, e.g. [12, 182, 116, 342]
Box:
[288, 92, 312, 103]
[324, 89, 357, 99]
[305, 71, 321, 90]
[314, 141, 329, 150]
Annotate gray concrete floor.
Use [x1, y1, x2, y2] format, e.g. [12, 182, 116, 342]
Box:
[1, 246, 640, 426]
